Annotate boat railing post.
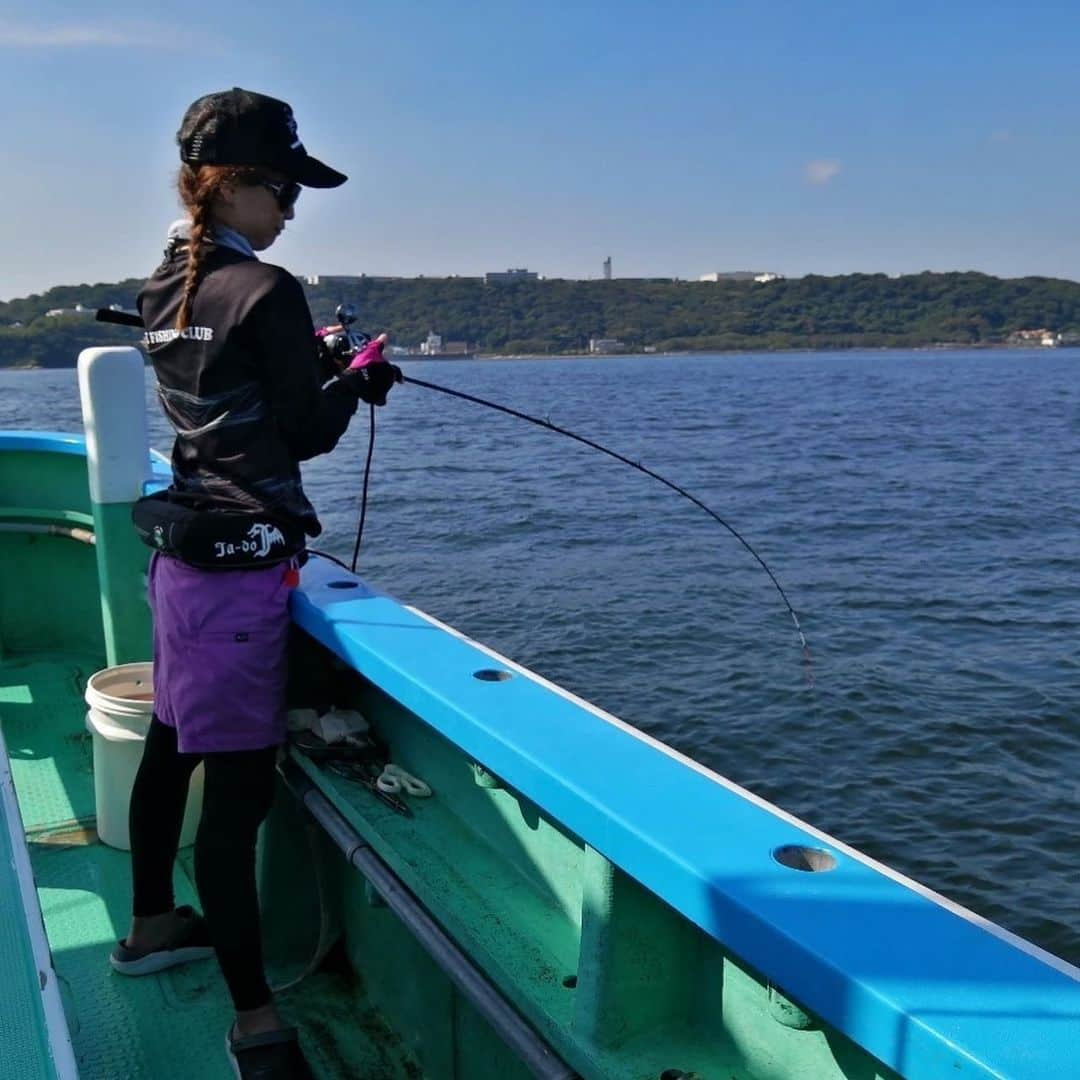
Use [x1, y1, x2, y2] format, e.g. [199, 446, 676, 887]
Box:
[574, 844, 697, 1049]
[77, 346, 153, 667]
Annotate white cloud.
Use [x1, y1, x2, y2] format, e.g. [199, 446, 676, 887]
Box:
[0, 25, 129, 47]
[804, 159, 842, 185]
[0, 22, 206, 49]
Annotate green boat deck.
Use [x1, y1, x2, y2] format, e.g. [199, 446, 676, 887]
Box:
[0, 652, 420, 1080]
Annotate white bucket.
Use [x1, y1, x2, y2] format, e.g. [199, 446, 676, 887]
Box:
[85, 662, 204, 851]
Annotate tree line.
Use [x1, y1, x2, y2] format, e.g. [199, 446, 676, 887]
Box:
[3, 270, 1079, 368]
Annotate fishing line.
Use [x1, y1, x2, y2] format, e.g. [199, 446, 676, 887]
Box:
[353, 372, 812, 675]
[351, 402, 377, 573]
[307, 549, 351, 572]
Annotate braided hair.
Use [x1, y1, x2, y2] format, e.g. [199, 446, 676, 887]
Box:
[174, 163, 265, 330]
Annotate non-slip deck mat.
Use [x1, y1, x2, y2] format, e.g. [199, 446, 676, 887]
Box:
[30, 838, 236, 1079]
[0, 654, 100, 832]
[30, 815, 422, 1078]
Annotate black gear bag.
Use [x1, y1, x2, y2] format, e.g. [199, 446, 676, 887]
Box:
[131, 489, 305, 569]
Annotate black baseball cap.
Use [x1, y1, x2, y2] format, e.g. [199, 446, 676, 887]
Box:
[177, 87, 347, 188]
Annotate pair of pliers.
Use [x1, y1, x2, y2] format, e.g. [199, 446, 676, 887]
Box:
[327, 760, 413, 817]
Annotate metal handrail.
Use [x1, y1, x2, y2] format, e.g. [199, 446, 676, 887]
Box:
[276, 757, 579, 1080]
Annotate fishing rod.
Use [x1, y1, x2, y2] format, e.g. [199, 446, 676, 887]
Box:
[321, 309, 811, 673]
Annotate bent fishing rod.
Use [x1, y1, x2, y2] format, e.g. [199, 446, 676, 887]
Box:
[394, 372, 812, 672]
[97, 304, 812, 674]
[320, 309, 812, 673]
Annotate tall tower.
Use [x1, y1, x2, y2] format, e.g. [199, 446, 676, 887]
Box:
[603, 256, 612, 281]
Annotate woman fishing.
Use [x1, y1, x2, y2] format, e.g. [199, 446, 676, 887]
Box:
[109, 87, 397, 1079]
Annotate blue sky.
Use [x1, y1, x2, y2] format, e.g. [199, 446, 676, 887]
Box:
[2, 1, 1079, 299]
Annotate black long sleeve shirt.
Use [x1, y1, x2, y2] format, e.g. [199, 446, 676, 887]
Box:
[138, 241, 369, 536]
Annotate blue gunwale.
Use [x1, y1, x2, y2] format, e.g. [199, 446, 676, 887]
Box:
[290, 556, 1080, 1080]
[0, 432, 171, 485]
[0, 431, 88, 455]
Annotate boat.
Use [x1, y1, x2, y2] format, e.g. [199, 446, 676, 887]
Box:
[0, 343, 1077, 1079]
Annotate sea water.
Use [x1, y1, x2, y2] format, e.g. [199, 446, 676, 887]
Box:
[3, 348, 1077, 965]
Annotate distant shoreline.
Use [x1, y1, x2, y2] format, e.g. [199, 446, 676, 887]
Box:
[2, 340, 1077, 372]
[472, 341, 1080, 361]
[6, 270, 1079, 368]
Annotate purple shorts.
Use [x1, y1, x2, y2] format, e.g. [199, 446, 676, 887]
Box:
[148, 553, 295, 754]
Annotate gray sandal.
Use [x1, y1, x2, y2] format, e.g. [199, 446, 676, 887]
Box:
[109, 904, 214, 976]
[226, 1024, 314, 1080]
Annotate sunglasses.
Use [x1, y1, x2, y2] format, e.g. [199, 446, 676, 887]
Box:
[259, 179, 302, 211]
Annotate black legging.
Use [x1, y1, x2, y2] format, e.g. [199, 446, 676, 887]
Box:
[129, 715, 277, 1011]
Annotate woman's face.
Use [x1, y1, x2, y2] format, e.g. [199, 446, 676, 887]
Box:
[213, 173, 298, 251]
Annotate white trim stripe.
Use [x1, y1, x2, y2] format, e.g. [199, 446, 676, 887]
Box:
[0, 725, 80, 1077]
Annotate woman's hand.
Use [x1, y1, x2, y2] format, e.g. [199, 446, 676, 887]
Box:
[348, 334, 401, 405]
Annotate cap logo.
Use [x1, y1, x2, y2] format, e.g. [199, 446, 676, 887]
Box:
[284, 109, 302, 151]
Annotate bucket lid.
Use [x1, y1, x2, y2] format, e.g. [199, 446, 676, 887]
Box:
[85, 662, 154, 718]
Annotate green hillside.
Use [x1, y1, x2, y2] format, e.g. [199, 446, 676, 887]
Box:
[3, 270, 1079, 367]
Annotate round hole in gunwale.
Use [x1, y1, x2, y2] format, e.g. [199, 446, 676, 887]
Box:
[772, 845, 838, 873]
[473, 669, 513, 682]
